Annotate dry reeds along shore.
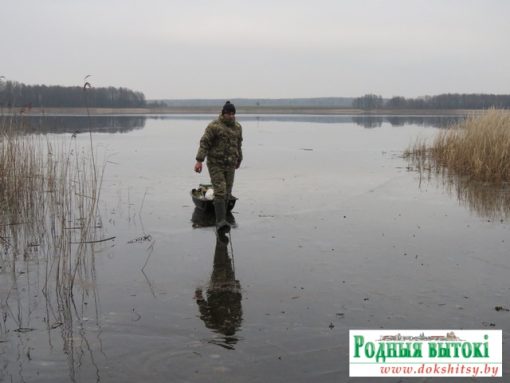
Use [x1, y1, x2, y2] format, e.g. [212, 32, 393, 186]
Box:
[0, 116, 104, 293]
[405, 109, 510, 183]
[0, 118, 104, 376]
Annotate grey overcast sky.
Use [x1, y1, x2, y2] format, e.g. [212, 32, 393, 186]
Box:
[2, 0, 509, 99]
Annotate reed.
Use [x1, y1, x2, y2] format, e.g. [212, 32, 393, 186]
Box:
[0, 114, 104, 294]
[405, 109, 510, 183]
[0, 81, 106, 380]
[404, 109, 510, 219]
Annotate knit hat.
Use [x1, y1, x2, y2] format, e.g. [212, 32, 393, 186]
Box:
[222, 101, 236, 114]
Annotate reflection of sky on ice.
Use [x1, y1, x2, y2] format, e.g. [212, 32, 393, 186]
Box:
[1, 115, 509, 382]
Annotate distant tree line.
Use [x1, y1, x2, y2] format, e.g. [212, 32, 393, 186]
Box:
[352, 94, 384, 110]
[0, 80, 146, 108]
[159, 97, 354, 108]
[354, 93, 510, 110]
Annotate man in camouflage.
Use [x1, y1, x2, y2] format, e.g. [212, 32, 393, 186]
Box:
[194, 101, 243, 234]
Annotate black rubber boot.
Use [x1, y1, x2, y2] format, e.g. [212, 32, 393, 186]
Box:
[213, 198, 231, 237]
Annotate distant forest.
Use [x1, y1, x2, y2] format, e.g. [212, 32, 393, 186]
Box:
[353, 93, 510, 110]
[2, 79, 509, 110]
[0, 80, 146, 108]
[160, 94, 510, 110]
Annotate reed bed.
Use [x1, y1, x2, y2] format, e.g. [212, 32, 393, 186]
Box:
[404, 109, 510, 219]
[0, 117, 104, 294]
[0, 83, 106, 379]
[405, 109, 510, 183]
[0, 116, 105, 378]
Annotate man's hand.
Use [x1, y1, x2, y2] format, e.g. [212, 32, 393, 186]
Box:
[194, 161, 203, 173]
[194, 288, 204, 300]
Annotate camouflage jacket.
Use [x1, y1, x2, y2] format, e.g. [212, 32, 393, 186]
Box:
[196, 115, 243, 168]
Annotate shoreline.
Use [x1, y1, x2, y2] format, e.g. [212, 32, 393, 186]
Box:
[1, 107, 487, 116]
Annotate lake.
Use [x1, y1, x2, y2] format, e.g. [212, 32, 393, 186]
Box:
[1, 114, 508, 382]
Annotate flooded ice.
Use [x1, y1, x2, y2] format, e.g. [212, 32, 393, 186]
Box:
[1, 115, 509, 382]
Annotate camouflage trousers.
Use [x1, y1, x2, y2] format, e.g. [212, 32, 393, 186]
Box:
[208, 165, 236, 200]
